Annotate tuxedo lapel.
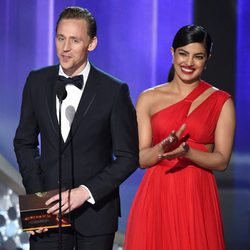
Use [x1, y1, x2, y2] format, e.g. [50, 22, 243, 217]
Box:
[44, 66, 60, 138]
[63, 65, 99, 148]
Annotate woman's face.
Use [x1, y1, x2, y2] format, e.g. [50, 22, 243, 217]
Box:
[172, 42, 209, 83]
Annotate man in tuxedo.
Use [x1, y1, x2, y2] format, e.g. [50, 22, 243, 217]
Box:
[14, 6, 138, 250]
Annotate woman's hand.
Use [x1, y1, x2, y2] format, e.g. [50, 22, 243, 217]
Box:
[158, 142, 189, 160]
[159, 124, 187, 154]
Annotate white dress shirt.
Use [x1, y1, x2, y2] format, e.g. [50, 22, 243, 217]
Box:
[56, 61, 95, 204]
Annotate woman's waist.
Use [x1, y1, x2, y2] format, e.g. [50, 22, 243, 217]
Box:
[156, 158, 190, 168]
[150, 159, 213, 178]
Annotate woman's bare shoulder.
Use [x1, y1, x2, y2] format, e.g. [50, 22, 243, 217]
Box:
[136, 83, 171, 113]
[139, 83, 170, 99]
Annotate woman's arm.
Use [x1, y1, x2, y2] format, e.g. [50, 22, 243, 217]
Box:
[187, 98, 235, 171]
[136, 92, 185, 168]
[160, 98, 236, 171]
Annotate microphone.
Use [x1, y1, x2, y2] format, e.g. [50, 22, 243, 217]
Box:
[56, 82, 67, 102]
[65, 105, 76, 127]
[55, 81, 67, 250]
[66, 105, 76, 194]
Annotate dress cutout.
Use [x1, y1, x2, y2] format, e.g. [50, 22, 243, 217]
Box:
[124, 81, 230, 250]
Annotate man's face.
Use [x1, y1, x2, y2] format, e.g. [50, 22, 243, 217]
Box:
[55, 18, 97, 76]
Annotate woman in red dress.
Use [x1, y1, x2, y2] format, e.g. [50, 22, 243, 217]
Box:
[124, 25, 235, 250]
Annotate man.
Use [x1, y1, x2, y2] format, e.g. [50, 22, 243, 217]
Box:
[14, 6, 138, 250]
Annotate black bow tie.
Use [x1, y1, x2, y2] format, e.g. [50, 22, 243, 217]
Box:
[58, 75, 83, 89]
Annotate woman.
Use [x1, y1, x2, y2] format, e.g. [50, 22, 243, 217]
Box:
[124, 25, 235, 250]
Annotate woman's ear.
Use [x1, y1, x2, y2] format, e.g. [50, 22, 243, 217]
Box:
[204, 54, 212, 69]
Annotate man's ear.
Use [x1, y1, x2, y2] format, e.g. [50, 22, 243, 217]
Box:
[88, 37, 97, 51]
[171, 47, 174, 56]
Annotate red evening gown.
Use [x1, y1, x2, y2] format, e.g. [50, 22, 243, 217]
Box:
[124, 81, 230, 250]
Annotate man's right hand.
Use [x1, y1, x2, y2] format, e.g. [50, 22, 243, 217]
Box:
[28, 228, 48, 235]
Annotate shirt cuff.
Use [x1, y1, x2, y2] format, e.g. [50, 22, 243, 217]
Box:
[79, 185, 95, 204]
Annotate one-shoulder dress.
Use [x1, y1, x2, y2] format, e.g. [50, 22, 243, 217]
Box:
[124, 81, 230, 250]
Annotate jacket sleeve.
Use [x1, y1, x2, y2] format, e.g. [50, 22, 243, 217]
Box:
[85, 83, 139, 202]
[13, 73, 43, 194]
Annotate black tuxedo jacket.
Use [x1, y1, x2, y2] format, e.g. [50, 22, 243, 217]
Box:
[14, 64, 139, 235]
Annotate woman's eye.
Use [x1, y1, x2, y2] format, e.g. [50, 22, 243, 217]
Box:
[179, 52, 187, 56]
[195, 56, 205, 60]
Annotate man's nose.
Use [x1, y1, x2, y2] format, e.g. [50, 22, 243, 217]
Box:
[63, 40, 71, 51]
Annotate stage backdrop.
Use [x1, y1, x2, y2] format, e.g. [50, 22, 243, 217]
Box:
[0, 0, 193, 231]
[0, 0, 249, 249]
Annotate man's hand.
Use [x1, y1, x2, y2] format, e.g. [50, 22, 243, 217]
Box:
[27, 228, 48, 235]
[46, 186, 90, 215]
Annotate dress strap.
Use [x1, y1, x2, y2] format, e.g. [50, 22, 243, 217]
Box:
[184, 81, 211, 103]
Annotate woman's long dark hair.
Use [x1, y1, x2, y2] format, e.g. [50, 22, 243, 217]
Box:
[167, 25, 213, 82]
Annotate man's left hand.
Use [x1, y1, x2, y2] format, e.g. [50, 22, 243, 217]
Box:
[46, 187, 90, 215]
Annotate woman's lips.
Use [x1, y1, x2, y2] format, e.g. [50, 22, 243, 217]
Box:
[181, 66, 195, 74]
